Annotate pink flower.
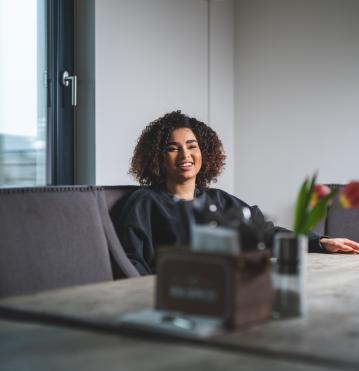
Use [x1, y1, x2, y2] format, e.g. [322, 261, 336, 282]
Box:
[340, 181, 359, 208]
[309, 184, 331, 208]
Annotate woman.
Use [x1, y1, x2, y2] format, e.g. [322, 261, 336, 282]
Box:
[118, 111, 359, 275]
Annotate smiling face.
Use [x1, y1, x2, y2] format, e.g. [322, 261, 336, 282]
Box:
[163, 128, 202, 187]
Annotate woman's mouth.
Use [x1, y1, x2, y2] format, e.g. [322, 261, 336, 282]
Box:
[177, 161, 194, 170]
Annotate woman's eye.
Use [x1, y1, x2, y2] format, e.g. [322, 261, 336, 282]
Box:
[167, 146, 178, 152]
[188, 145, 198, 150]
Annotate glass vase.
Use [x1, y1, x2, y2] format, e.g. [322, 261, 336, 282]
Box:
[272, 232, 307, 319]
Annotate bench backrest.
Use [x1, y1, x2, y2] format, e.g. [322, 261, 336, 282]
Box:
[312, 184, 359, 242]
[0, 186, 139, 298]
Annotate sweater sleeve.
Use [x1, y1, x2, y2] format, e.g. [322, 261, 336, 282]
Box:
[117, 191, 156, 275]
[119, 225, 153, 275]
[250, 205, 325, 253]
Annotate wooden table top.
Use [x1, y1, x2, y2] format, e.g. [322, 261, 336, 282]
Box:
[1, 253, 359, 371]
[1, 318, 333, 371]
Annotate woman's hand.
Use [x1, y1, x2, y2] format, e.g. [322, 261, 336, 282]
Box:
[320, 238, 359, 254]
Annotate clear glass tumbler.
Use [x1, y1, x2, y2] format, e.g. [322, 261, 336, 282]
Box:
[272, 232, 307, 318]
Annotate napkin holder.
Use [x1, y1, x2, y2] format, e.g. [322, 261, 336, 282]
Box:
[156, 248, 272, 329]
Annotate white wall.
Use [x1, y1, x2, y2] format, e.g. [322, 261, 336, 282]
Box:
[234, 0, 359, 228]
[209, 0, 235, 192]
[94, 0, 235, 192]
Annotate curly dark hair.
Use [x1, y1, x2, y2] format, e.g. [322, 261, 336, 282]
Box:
[129, 111, 226, 189]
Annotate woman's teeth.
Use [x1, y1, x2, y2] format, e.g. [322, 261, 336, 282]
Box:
[178, 162, 193, 168]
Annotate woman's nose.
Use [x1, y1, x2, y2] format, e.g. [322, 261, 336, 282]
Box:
[179, 146, 190, 158]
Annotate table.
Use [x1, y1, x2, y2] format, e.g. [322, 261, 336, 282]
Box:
[1, 254, 358, 371]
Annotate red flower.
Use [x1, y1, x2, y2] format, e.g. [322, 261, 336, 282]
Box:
[309, 184, 331, 208]
[340, 181, 359, 208]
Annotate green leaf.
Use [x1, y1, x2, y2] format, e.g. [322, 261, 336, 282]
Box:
[293, 173, 317, 235]
[301, 188, 338, 234]
[293, 177, 309, 234]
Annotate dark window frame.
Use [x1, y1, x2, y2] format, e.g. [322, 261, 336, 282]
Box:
[47, 0, 75, 185]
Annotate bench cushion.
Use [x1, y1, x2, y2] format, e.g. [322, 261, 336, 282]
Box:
[0, 187, 114, 297]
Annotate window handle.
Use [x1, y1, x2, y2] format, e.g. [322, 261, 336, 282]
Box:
[62, 71, 77, 106]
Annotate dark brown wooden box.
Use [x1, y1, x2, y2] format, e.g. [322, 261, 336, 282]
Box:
[156, 248, 272, 329]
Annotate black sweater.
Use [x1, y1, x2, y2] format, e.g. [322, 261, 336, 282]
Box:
[117, 185, 323, 275]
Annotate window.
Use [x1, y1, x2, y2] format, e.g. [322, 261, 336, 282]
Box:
[0, 0, 75, 187]
[0, 0, 47, 186]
